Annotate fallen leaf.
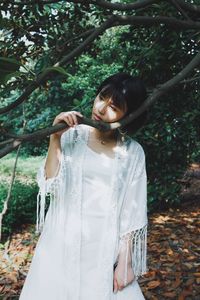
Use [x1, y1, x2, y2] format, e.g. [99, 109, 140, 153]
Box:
[147, 280, 160, 289]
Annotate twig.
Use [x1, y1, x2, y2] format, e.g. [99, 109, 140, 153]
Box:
[1, 14, 200, 115]
[56, 29, 95, 53]
[170, 0, 191, 20]
[1, 50, 200, 158]
[0, 138, 14, 147]
[174, 0, 200, 15]
[112, 15, 200, 30]
[180, 75, 200, 84]
[0, 145, 21, 241]
[0, 16, 115, 114]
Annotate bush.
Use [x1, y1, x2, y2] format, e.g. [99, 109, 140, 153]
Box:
[0, 155, 44, 238]
[0, 180, 38, 237]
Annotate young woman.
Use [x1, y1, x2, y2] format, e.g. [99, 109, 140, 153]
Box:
[19, 73, 148, 300]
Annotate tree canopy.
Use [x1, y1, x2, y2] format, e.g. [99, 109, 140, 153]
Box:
[0, 0, 200, 209]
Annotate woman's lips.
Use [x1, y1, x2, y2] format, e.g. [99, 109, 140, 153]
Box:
[93, 113, 102, 121]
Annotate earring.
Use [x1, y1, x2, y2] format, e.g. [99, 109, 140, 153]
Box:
[117, 128, 127, 142]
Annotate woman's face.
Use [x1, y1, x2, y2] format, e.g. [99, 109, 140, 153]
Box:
[91, 94, 127, 123]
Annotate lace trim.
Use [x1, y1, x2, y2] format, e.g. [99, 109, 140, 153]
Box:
[36, 153, 65, 234]
[35, 127, 79, 234]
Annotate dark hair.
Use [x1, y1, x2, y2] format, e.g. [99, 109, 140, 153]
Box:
[96, 72, 148, 135]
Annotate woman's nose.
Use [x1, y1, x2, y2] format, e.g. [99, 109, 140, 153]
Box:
[98, 102, 107, 114]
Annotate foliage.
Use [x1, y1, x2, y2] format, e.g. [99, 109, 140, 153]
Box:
[0, 180, 38, 236]
[0, 57, 21, 84]
[0, 155, 44, 235]
[0, 1, 200, 216]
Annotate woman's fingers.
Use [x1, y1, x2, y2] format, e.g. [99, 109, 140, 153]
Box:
[51, 110, 83, 137]
[113, 278, 125, 293]
[70, 111, 83, 125]
[113, 277, 118, 294]
[113, 263, 133, 293]
[53, 111, 83, 127]
[64, 114, 74, 126]
[73, 111, 83, 118]
[70, 112, 79, 125]
[118, 283, 124, 291]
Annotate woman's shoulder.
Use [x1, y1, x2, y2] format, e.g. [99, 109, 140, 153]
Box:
[125, 136, 145, 159]
[124, 137, 146, 175]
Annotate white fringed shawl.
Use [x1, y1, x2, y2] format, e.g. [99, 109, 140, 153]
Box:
[36, 124, 148, 299]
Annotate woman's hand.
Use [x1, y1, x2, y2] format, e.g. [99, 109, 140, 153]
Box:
[113, 262, 135, 293]
[52, 111, 83, 138]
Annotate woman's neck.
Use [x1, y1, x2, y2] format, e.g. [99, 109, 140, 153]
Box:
[91, 128, 118, 143]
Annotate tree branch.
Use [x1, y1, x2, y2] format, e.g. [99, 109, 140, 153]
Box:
[174, 0, 200, 15]
[54, 16, 115, 67]
[56, 29, 95, 53]
[170, 0, 191, 20]
[112, 15, 200, 30]
[73, 0, 157, 11]
[180, 75, 200, 84]
[0, 138, 14, 146]
[116, 50, 200, 129]
[0, 16, 115, 114]
[1, 51, 200, 158]
[0, 0, 157, 11]
[1, 12, 199, 115]
[0, 117, 109, 158]
[2, 0, 200, 15]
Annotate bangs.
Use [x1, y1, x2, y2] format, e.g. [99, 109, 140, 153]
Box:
[99, 84, 127, 111]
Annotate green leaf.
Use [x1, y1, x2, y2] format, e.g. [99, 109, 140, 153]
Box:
[73, 99, 81, 106]
[0, 16, 11, 29]
[0, 57, 22, 84]
[0, 57, 21, 70]
[34, 55, 50, 75]
[45, 66, 69, 76]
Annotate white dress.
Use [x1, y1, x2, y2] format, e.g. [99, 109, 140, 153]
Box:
[81, 145, 114, 298]
[19, 125, 147, 300]
[80, 145, 145, 299]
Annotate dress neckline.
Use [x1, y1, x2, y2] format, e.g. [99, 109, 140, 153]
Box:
[85, 127, 122, 160]
[85, 143, 115, 160]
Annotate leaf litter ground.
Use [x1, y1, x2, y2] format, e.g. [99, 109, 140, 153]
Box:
[0, 201, 199, 300]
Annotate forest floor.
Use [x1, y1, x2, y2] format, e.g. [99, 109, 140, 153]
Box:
[0, 167, 199, 300]
[140, 200, 200, 300]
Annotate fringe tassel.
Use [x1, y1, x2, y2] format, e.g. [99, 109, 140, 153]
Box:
[35, 154, 65, 234]
[36, 181, 60, 234]
[132, 224, 148, 280]
[36, 187, 46, 234]
[124, 238, 129, 286]
[119, 224, 148, 286]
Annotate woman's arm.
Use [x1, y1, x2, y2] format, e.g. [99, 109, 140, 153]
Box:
[45, 111, 83, 179]
[113, 224, 147, 293]
[113, 238, 135, 293]
[45, 135, 62, 179]
[36, 110, 83, 233]
[113, 143, 148, 293]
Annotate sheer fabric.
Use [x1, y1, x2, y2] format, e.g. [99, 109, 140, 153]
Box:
[20, 125, 148, 300]
[117, 169, 147, 284]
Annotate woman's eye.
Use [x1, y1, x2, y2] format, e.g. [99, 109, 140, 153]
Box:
[99, 95, 105, 101]
[110, 106, 117, 111]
